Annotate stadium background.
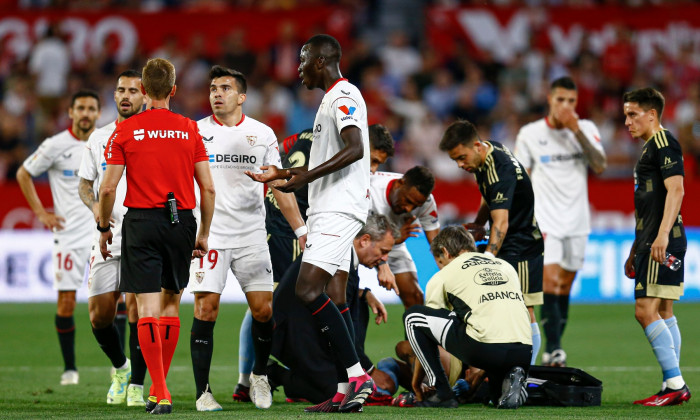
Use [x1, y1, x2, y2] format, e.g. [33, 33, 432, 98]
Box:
[0, 0, 699, 304]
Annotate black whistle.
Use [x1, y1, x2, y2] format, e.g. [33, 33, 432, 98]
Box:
[167, 192, 179, 224]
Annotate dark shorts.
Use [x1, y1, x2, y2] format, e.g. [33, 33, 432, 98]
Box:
[501, 253, 544, 306]
[120, 208, 196, 294]
[267, 233, 302, 283]
[634, 251, 685, 300]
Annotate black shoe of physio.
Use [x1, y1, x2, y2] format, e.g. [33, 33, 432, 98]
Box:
[497, 366, 527, 409]
[415, 394, 459, 408]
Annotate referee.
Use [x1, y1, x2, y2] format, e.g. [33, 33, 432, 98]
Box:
[97, 58, 216, 415]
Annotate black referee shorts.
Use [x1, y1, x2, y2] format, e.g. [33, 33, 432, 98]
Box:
[120, 208, 196, 294]
[267, 233, 303, 283]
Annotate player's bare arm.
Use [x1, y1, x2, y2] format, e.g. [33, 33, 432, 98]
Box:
[424, 229, 439, 244]
[16, 166, 65, 230]
[270, 184, 307, 248]
[474, 197, 490, 226]
[194, 160, 216, 259]
[650, 175, 684, 264]
[275, 125, 364, 193]
[97, 164, 125, 259]
[558, 108, 607, 174]
[486, 209, 509, 256]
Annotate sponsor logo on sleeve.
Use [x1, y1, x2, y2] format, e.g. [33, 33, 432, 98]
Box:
[338, 105, 357, 121]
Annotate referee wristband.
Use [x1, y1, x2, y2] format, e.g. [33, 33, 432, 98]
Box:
[294, 225, 308, 238]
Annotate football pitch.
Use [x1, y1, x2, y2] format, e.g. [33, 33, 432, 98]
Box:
[1, 303, 698, 419]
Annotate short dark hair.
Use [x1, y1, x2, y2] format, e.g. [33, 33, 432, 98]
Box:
[551, 76, 577, 91]
[439, 120, 480, 151]
[430, 226, 476, 258]
[209, 65, 247, 94]
[369, 124, 395, 156]
[142, 58, 176, 100]
[118, 69, 141, 80]
[304, 34, 342, 63]
[623, 87, 665, 119]
[403, 166, 435, 197]
[71, 89, 100, 109]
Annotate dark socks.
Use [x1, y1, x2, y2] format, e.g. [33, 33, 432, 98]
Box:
[251, 318, 274, 375]
[558, 294, 570, 338]
[541, 293, 561, 353]
[190, 318, 215, 398]
[115, 301, 127, 352]
[129, 322, 147, 385]
[305, 293, 359, 369]
[92, 324, 127, 368]
[55, 315, 76, 371]
[336, 303, 355, 344]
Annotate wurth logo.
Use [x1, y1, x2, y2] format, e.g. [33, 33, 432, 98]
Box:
[133, 129, 144, 141]
[133, 129, 189, 141]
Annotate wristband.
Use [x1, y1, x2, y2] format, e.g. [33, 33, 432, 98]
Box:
[294, 225, 308, 238]
[484, 251, 495, 258]
[96, 222, 110, 233]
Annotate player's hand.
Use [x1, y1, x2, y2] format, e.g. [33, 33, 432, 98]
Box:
[463, 222, 487, 242]
[274, 168, 309, 193]
[39, 211, 65, 231]
[624, 252, 635, 279]
[397, 215, 420, 244]
[193, 235, 209, 259]
[376, 263, 400, 295]
[298, 233, 307, 251]
[557, 108, 580, 132]
[99, 230, 113, 260]
[650, 234, 669, 264]
[365, 290, 388, 324]
[244, 165, 285, 184]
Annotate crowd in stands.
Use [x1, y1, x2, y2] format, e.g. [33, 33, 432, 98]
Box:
[1, 0, 699, 184]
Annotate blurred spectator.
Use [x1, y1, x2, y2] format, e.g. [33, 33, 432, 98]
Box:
[29, 25, 70, 119]
[221, 29, 258, 79]
[379, 30, 421, 85]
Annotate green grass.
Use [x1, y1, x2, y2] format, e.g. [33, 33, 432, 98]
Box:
[1, 303, 699, 418]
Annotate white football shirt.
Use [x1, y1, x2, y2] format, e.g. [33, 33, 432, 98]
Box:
[513, 118, 605, 237]
[23, 129, 93, 248]
[368, 171, 440, 235]
[308, 79, 370, 222]
[197, 114, 282, 248]
[78, 121, 127, 256]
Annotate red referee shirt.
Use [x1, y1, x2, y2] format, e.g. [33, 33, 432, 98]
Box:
[105, 108, 208, 210]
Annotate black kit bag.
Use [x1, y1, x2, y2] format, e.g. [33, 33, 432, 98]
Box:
[525, 366, 602, 407]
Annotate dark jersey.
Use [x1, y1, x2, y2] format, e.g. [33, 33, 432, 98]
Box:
[264, 129, 313, 237]
[633, 129, 686, 254]
[475, 141, 544, 259]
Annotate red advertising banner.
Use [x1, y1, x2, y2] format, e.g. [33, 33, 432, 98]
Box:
[427, 5, 700, 63]
[0, 7, 352, 64]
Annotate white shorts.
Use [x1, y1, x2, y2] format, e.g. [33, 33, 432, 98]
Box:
[52, 244, 89, 291]
[388, 243, 417, 275]
[543, 234, 588, 272]
[189, 244, 273, 294]
[87, 246, 121, 298]
[302, 213, 363, 276]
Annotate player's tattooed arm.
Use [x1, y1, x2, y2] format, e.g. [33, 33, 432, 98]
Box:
[573, 129, 607, 174]
[486, 209, 508, 256]
[78, 177, 96, 208]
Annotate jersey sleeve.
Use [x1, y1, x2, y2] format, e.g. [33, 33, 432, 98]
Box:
[105, 126, 125, 165]
[263, 129, 282, 167]
[424, 273, 447, 310]
[656, 133, 685, 179]
[416, 194, 440, 231]
[22, 140, 55, 177]
[78, 136, 98, 181]
[193, 133, 209, 163]
[333, 95, 363, 133]
[486, 161, 517, 211]
[513, 130, 533, 171]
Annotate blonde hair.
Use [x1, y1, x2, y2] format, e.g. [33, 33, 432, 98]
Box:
[142, 58, 176, 100]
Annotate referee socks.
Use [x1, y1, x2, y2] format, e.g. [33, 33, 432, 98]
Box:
[159, 317, 180, 379]
[137, 317, 170, 402]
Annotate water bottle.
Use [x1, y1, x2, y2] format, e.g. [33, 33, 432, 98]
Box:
[663, 252, 681, 271]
